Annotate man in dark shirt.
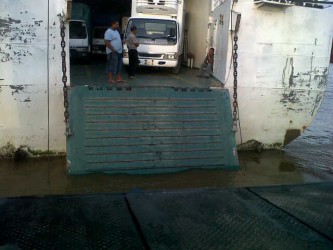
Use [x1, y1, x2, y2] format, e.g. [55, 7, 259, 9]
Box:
[197, 48, 214, 78]
[126, 26, 140, 79]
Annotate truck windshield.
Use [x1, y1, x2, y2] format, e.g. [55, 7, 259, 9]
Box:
[126, 19, 177, 45]
[93, 27, 107, 39]
[70, 21, 87, 39]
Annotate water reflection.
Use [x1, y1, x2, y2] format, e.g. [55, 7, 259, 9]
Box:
[0, 150, 329, 197]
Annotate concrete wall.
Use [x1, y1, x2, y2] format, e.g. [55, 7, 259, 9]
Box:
[184, 0, 211, 68]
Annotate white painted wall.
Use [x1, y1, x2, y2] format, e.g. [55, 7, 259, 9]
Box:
[215, 1, 333, 147]
[184, 0, 211, 68]
[0, 0, 67, 153]
[209, 0, 232, 83]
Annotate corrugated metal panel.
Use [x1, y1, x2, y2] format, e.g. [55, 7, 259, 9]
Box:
[67, 86, 239, 174]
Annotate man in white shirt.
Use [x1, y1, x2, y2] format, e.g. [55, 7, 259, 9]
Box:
[104, 20, 126, 83]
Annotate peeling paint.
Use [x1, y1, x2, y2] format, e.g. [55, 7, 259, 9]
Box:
[0, 45, 11, 62]
[311, 93, 324, 116]
[0, 14, 42, 63]
[288, 58, 295, 87]
[9, 85, 24, 95]
[0, 18, 21, 35]
[282, 57, 328, 90]
[280, 90, 300, 104]
[280, 56, 328, 112]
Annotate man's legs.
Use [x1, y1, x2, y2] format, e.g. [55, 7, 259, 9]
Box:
[128, 49, 135, 77]
[133, 50, 139, 77]
[116, 52, 125, 82]
[204, 64, 213, 77]
[197, 63, 207, 77]
[106, 53, 118, 83]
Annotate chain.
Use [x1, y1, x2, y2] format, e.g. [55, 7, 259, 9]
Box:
[232, 34, 238, 133]
[60, 18, 70, 136]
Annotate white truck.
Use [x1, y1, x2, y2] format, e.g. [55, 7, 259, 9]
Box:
[69, 3, 91, 60]
[91, 26, 108, 55]
[123, 0, 185, 73]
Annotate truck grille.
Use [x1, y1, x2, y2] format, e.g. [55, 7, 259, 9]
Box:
[148, 0, 166, 5]
[138, 53, 163, 59]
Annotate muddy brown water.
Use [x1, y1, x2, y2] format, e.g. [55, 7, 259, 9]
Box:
[0, 65, 332, 197]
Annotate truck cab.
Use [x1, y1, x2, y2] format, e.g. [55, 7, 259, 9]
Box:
[123, 0, 184, 73]
[92, 26, 108, 55]
[69, 20, 90, 59]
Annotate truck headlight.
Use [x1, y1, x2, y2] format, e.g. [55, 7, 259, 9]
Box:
[164, 53, 177, 60]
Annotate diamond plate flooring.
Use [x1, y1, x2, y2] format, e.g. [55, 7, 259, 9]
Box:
[250, 182, 333, 241]
[127, 188, 333, 250]
[1, 183, 333, 249]
[0, 195, 144, 250]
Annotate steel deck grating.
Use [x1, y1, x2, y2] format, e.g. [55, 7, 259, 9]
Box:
[126, 188, 333, 250]
[1, 184, 332, 249]
[250, 182, 333, 241]
[0, 195, 144, 250]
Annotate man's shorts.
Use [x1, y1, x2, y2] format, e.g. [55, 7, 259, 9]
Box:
[106, 52, 123, 75]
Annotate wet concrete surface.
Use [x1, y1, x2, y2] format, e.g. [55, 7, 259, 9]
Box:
[0, 150, 332, 198]
[0, 62, 332, 197]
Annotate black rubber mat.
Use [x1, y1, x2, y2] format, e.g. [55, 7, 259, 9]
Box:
[250, 182, 333, 241]
[126, 188, 333, 250]
[0, 195, 144, 250]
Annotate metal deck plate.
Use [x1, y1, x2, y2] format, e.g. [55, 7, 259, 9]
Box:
[0, 195, 144, 250]
[67, 86, 239, 174]
[250, 182, 333, 240]
[126, 188, 333, 250]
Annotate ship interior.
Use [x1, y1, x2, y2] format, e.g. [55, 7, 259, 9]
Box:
[70, 0, 224, 88]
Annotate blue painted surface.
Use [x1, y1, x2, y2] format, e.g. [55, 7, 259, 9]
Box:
[67, 86, 239, 174]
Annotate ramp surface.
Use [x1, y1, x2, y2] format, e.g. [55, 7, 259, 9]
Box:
[250, 182, 333, 240]
[67, 86, 238, 174]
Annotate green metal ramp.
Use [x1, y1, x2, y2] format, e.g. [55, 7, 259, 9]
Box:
[67, 86, 239, 174]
